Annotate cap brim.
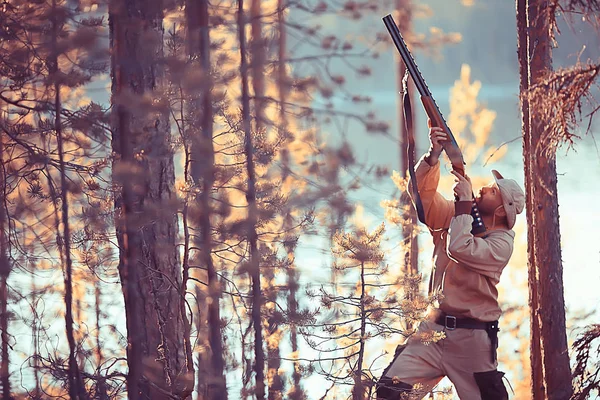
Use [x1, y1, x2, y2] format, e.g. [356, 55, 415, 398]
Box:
[492, 170, 517, 229]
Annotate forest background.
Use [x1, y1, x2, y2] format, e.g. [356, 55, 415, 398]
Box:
[0, 0, 599, 399]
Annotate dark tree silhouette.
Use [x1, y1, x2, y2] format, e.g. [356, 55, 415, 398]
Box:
[516, 0, 544, 398]
[109, 0, 192, 397]
[395, 0, 420, 279]
[183, 0, 226, 397]
[238, 0, 265, 398]
[0, 100, 12, 400]
[517, 1, 573, 399]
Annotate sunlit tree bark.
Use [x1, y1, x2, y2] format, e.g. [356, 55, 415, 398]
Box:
[239, 0, 265, 397]
[48, 1, 85, 396]
[109, 0, 190, 397]
[93, 276, 109, 400]
[519, 1, 573, 398]
[351, 256, 369, 400]
[395, 0, 419, 278]
[516, 0, 544, 398]
[265, 4, 286, 392]
[277, 2, 305, 397]
[185, 0, 225, 397]
[30, 267, 40, 399]
[0, 101, 11, 400]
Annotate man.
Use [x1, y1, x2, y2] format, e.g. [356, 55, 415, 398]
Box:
[376, 126, 525, 400]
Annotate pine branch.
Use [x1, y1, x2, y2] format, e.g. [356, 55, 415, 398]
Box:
[524, 61, 600, 158]
[571, 324, 600, 400]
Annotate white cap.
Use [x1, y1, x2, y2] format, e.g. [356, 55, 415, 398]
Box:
[491, 170, 525, 229]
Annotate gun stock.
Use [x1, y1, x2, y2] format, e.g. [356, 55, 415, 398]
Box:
[420, 96, 465, 176]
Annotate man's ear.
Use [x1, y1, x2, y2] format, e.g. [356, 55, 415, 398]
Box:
[496, 205, 507, 217]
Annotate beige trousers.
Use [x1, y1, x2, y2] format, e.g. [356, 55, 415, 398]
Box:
[384, 319, 497, 400]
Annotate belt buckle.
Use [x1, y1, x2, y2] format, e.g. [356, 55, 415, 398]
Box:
[445, 315, 457, 330]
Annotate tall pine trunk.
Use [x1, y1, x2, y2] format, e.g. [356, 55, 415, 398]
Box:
[109, 0, 191, 397]
[521, 1, 573, 398]
[352, 261, 367, 400]
[49, 1, 85, 396]
[396, 0, 419, 278]
[30, 268, 40, 399]
[0, 105, 11, 400]
[277, 3, 304, 397]
[94, 277, 109, 400]
[185, 0, 226, 397]
[516, 0, 544, 397]
[239, 0, 265, 398]
[283, 218, 303, 400]
[267, 6, 285, 389]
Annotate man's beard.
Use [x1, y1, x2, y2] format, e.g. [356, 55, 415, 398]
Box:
[476, 198, 497, 216]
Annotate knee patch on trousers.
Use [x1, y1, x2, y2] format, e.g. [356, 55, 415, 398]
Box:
[375, 377, 412, 399]
[473, 370, 508, 400]
[376, 344, 411, 399]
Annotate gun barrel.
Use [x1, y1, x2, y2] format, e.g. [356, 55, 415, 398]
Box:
[382, 14, 430, 97]
[382, 14, 457, 146]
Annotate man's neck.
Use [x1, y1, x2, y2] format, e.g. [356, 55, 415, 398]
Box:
[481, 214, 509, 232]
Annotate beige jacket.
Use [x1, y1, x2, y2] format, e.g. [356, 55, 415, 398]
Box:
[408, 156, 515, 321]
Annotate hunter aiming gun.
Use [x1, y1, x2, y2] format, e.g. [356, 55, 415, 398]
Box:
[382, 14, 486, 235]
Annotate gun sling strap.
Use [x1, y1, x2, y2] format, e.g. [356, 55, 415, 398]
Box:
[402, 70, 426, 224]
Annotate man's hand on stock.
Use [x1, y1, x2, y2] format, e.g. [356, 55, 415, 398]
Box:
[426, 124, 447, 166]
[451, 170, 473, 202]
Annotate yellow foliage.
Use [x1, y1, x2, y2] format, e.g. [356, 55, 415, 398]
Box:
[266, 329, 283, 349]
[417, 328, 446, 346]
[286, 350, 300, 361]
[448, 64, 499, 166]
[391, 170, 409, 192]
[350, 203, 370, 229]
[381, 198, 404, 225]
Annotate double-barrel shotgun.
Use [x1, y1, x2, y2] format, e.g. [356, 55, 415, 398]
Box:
[382, 14, 486, 235]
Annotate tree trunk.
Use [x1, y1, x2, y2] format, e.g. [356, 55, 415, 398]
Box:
[186, 0, 225, 397]
[277, 3, 304, 398]
[0, 106, 11, 400]
[267, 17, 285, 390]
[54, 66, 85, 400]
[352, 262, 367, 400]
[251, 0, 267, 130]
[0, 275, 9, 400]
[50, 1, 85, 396]
[523, 1, 573, 398]
[30, 268, 40, 399]
[516, 0, 544, 398]
[109, 0, 190, 397]
[239, 0, 266, 398]
[94, 277, 109, 400]
[396, 0, 419, 278]
[283, 219, 303, 400]
[396, 0, 420, 339]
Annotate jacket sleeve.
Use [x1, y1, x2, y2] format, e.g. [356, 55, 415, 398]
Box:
[407, 156, 454, 232]
[446, 214, 514, 280]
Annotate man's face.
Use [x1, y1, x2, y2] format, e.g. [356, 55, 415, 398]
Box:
[476, 182, 504, 215]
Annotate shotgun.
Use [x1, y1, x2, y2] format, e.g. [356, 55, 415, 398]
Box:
[382, 14, 486, 235]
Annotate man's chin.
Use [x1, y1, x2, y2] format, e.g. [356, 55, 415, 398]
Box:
[475, 200, 489, 214]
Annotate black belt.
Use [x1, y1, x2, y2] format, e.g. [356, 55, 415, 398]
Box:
[431, 310, 500, 363]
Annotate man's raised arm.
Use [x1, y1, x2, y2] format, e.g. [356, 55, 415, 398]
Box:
[407, 126, 453, 232]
